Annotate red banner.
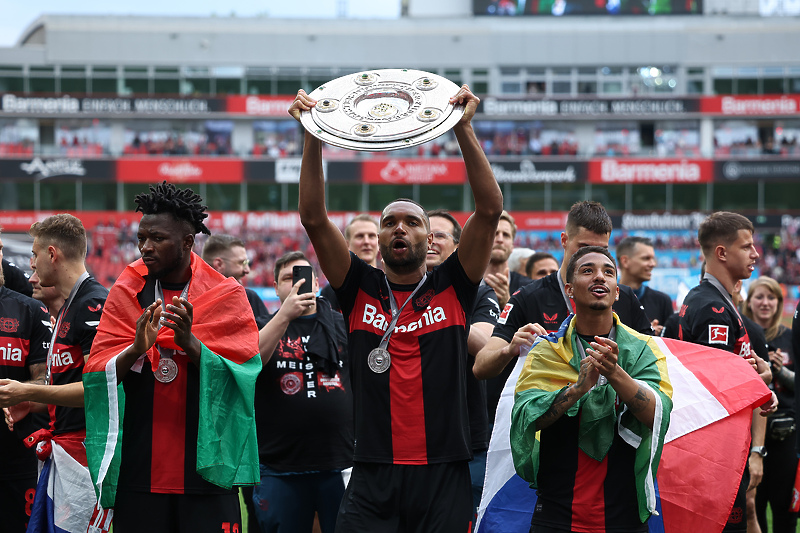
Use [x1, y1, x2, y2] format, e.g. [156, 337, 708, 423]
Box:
[361, 159, 467, 185]
[225, 95, 296, 117]
[588, 158, 714, 184]
[700, 95, 800, 116]
[116, 158, 244, 183]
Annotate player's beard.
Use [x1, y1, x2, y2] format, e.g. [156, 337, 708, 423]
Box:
[380, 239, 428, 275]
[148, 247, 185, 280]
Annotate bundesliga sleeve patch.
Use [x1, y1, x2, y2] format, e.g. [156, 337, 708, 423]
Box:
[498, 303, 513, 325]
[708, 324, 729, 345]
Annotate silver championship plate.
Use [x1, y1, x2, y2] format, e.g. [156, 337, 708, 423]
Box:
[300, 69, 465, 151]
[155, 357, 178, 383]
[367, 347, 392, 373]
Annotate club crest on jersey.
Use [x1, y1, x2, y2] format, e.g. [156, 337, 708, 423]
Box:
[88, 303, 102, 313]
[709, 324, 729, 344]
[0, 318, 19, 333]
[58, 321, 71, 339]
[498, 303, 513, 325]
[280, 372, 303, 395]
[415, 289, 435, 308]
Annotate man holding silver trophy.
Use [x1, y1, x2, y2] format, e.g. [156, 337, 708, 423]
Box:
[289, 70, 503, 532]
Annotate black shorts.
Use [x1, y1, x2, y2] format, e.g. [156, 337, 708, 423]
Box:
[0, 475, 37, 533]
[723, 460, 750, 533]
[336, 461, 472, 533]
[113, 491, 241, 533]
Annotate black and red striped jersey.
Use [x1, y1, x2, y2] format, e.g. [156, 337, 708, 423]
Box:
[118, 281, 234, 495]
[335, 251, 478, 465]
[49, 276, 107, 435]
[0, 286, 51, 479]
[532, 411, 647, 533]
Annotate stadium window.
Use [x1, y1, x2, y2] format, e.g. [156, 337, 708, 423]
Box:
[588, 184, 626, 212]
[91, 78, 117, 95]
[736, 78, 759, 95]
[30, 77, 56, 93]
[0, 76, 24, 92]
[247, 184, 282, 211]
[368, 185, 414, 211]
[419, 185, 463, 212]
[764, 181, 800, 210]
[122, 78, 149, 95]
[577, 67, 596, 75]
[687, 79, 704, 95]
[155, 67, 179, 75]
[286, 184, 300, 211]
[0, 181, 34, 210]
[247, 79, 272, 95]
[500, 67, 521, 76]
[712, 182, 758, 211]
[81, 183, 117, 210]
[671, 184, 707, 211]
[61, 77, 88, 94]
[631, 184, 666, 211]
[205, 184, 241, 210]
[526, 68, 545, 75]
[601, 81, 623, 94]
[215, 78, 241, 95]
[154, 78, 180, 95]
[790, 78, 800, 93]
[527, 81, 545, 94]
[40, 182, 77, 211]
[762, 78, 785, 94]
[183, 78, 211, 95]
[507, 183, 545, 210]
[473, 81, 489, 94]
[473, 69, 489, 76]
[277, 79, 302, 95]
[550, 183, 589, 212]
[552, 81, 572, 94]
[551, 67, 571, 76]
[687, 67, 704, 75]
[327, 184, 363, 211]
[713, 78, 734, 95]
[501, 82, 522, 94]
[578, 81, 597, 94]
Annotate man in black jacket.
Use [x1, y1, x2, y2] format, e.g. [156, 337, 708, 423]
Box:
[617, 236, 674, 336]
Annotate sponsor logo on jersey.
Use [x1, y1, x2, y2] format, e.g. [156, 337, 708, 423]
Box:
[280, 372, 303, 395]
[709, 325, 729, 345]
[88, 303, 102, 312]
[0, 336, 29, 366]
[679, 304, 688, 317]
[361, 303, 447, 333]
[0, 318, 20, 333]
[498, 303, 513, 325]
[712, 306, 725, 314]
[50, 342, 81, 372]
[543, 312, 559, 324]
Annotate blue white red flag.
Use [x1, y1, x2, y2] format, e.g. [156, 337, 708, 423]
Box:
[477, 336, 771, 533]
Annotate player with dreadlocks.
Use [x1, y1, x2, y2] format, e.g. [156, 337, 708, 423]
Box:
[83, 181, 262, 533]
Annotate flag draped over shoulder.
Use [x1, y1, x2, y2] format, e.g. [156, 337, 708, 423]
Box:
[510, 314, 673, 523]
[477, 318, 773, 533]
[83, 253, 262, 508]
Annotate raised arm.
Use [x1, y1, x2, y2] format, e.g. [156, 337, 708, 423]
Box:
[451, 86, 504, 284]
[289, 90, 352, 289]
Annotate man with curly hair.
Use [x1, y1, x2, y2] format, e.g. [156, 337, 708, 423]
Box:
[83, 182, 262, 533]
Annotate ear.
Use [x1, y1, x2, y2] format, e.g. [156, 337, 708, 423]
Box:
[560, 231, 568, 250]
[615, 286, 620, 301]
[715, 244, 727, 263]
[427, 232, 434, 248]
[565, 281, 574, 298]
[47, 245, 58, 263]
[184, 234, 195, 251]
[212, 257, 225, 271]
[618, 254, 629, 270]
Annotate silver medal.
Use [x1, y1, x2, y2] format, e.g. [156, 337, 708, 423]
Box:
[155, 357, 178, 383]
[367, 348, 391, 373]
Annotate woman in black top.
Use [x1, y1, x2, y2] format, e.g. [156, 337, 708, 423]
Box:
[743, 276, 797, 533]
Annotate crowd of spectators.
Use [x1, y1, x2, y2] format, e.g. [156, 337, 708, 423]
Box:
[123, 133, 232, 156]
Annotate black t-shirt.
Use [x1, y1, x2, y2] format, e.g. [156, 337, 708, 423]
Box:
[509, 271, 533, 295]
[637, 286, 674, 327]
[662, 312, 680, 339]
[335, 251, 477, 464]
[254, 299, 353, 472]
[2, 259, 33, 298]
[467, 284, 499, 451]
[49, 276, 107, 435]
[320, 283, 341, 313]
[768, 325, 794, 412]
[0, 287, 51, 479]
[487, 271, 652, 421]
[245, 287, 270, 329]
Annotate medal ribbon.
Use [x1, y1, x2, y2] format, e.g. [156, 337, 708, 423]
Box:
[377, 274, 428, 351]
[46, 272, 90, 385]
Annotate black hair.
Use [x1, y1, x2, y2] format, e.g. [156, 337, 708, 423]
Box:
[566, 246, 616, 284]
[427, 209, 462, 243]
[615, 235, 654, 263]
[134, 181, 211, 235]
